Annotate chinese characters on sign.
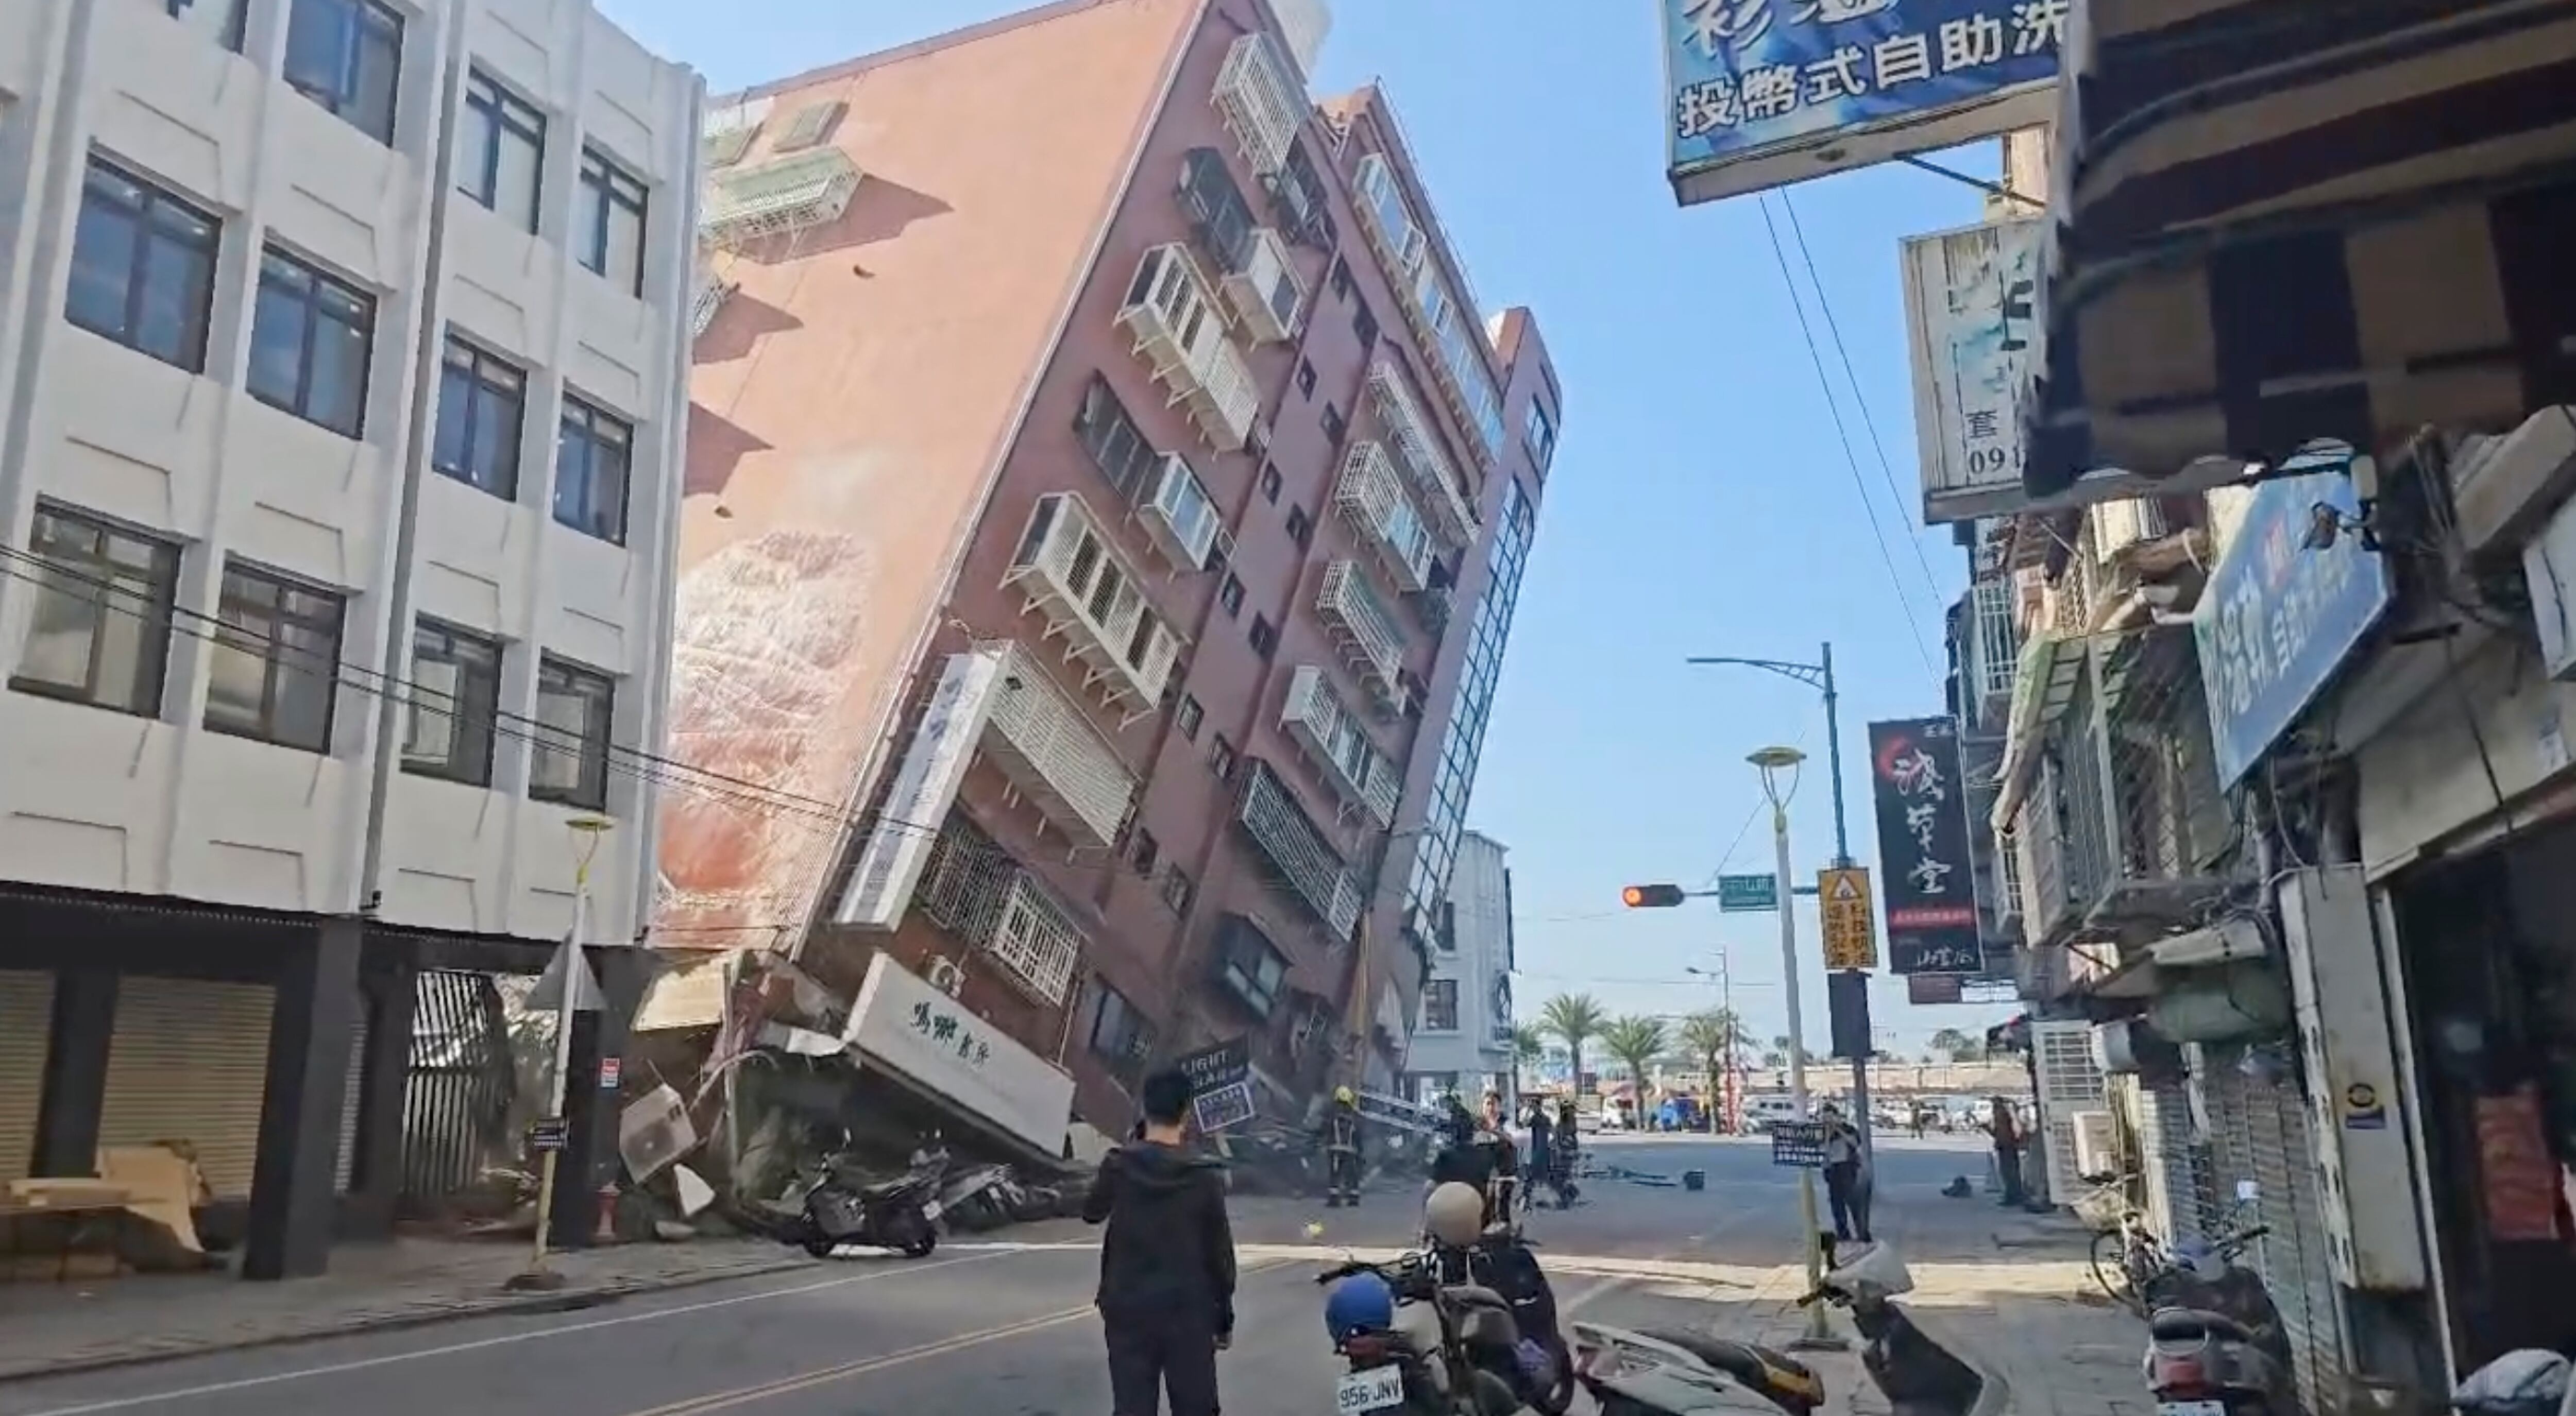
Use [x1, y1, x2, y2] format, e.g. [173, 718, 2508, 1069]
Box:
[1868, 717, 1982, 975]
[909, 998, 996, 1070]
[1817, 867, 1879, 970]
[2192, 471, 2392, 789]
[1666, 0, 2062, 202]
[1901, 219, 2045, 523]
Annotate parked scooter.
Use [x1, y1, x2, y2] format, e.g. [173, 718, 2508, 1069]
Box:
[2454, 1347, 2575, 1416]
[1802, 1239, 2007, 1416]
[935, 1158, 1016, 1232]
[776, 1137, 948, 1258]
[1565, 1323, 1822, 1416]
[2139, 1235, 2294, 1416]
[1317, 1252, 1535, 1414]
[1422, 1183, 1575, 1415]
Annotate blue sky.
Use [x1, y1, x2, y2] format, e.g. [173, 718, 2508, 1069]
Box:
[606, 0, 2019, 1052]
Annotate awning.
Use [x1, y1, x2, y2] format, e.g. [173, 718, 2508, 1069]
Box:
[1988, 632, 2089, 830]
[2084, 915, 2269, 1001]
[2022, 0, 2576, 499]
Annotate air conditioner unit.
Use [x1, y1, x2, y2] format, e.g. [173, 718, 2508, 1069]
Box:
[2092, 1017, 2185, 1080]
[2070, 1108, 2119, 1182]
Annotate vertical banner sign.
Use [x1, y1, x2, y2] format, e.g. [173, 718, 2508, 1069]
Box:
[1868, 717, 1982, 974]
[1902, 219, 2047, 524]
[1665, 0, 2063, 206]
[835, 648, 1004, 931]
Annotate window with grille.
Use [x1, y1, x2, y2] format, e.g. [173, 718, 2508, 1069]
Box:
[773, 100, 844, 152]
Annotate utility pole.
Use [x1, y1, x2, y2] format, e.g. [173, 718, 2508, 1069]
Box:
[1688, 642, 1876, 1154]
[1751, 746, 1840, 1352]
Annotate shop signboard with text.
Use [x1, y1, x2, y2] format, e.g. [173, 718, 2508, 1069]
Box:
[1868, 716, 1982, 974]
[834, 648, 1004, 930]
[2194, 472, 2393, 790]
[1665, 0, 2063, 206]
[1903, 218, 2046, 523]
[843, 953, 1075, 1157]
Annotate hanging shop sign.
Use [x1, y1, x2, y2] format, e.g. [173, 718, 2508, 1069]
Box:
[834, 648, 1005, 931]
[1907, 973, 1967, 1004]
[1664, 0, 2062, 206]
[1901, 218, 2046, 524]
[1868, 716, 1982, 974]
[843, 952, 1075, 1156]
[2193, 470, 2393, 790]
[1175, 1036, 1256, 1132]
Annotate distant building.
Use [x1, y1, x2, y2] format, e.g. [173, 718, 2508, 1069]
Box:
[1400, 830, 1516, 1104]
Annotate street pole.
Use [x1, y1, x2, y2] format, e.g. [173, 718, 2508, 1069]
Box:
[515, 818, 612, 1292]
[1753, 747, 1840, 1351]
[1817, 643, 1875, 1157]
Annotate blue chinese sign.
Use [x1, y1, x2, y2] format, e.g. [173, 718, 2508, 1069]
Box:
[2194, 473, 2393, 790]
[1665, 0, 2063, 204]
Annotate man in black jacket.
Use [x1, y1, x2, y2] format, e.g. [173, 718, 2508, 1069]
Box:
[1084, 1068, 1237, 1416]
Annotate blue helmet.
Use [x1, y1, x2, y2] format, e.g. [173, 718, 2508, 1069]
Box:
[1324, 1271, 1397, 1341]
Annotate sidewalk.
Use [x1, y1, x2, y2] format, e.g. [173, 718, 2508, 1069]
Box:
[0, 1237, 814, 1383]
[1702, 1201, 2143, 1416]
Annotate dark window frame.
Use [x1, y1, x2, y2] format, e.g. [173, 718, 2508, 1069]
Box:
[554, 391, 634, 544]
[575, 145, 649, 296]
[1296, 360, 1317, 399]
[7, 503, 181, 717]
[1160, 865, 1194, 917]
[434, 331, 526, 499]
[282, 0, 404, 144]
[1209, 733, 1238, 781]
[204, 559, 346, 754]
[64, 156, 222, 373]
[247, 245, 377, 438]
[1218, 574, 1245, 618]
[530, 655, 615, 810]
[457, 69, 547, 230]
[402, 618, 502, 787]
[1248, 614, 1277, 658]
[1284, 505, 1312, 549]
[1422, 978, 1460, 1031]
[1260, 465, 1283, 504]
[1320, 403, 1347, 449]
[1129, 826, 1160, 876]
[1073, 375, 1158, 502]
[1214, 916, 1290, 1018]
[1176, 693, 1204, 740]
[1086, 980, 1155, 1080]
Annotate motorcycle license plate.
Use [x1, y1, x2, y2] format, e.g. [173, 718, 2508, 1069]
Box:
[1334, 1365, 1405, 1412]
[2159, 1402, 2228, 1416]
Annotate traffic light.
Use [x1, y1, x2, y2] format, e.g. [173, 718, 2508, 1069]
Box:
[1621, 883, 1686, 909]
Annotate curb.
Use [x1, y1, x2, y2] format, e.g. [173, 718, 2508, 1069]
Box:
[0, 1254, 819, 1387]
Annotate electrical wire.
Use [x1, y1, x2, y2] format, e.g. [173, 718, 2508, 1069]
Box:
[1755, 195, 1941, 678]
[0, 544, 948, 846]
[1778, 191, 1948, 609]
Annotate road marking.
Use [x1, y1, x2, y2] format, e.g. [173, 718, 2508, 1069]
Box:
[11, 1249, 1036, 1416]
[1562, 1272, 1629, 1314]
[611, 1258, 1301, 1415]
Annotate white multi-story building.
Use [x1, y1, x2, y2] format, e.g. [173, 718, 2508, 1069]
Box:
[1403, 829, 1517, 1105]
[0, 0, 698, 1279]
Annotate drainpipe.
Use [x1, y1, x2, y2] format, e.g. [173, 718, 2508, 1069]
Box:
[356, 17, 468, 916]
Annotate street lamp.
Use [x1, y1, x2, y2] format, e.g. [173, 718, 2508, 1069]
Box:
[514, 815, 613, 1291]
[1750, 746, 1841, 1351]
[1682, 961, 1737, 1132]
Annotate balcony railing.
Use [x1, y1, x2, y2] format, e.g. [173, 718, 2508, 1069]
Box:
[1281, 664, 1402, 827]
[702, 147, 862, 246]
[1239, 758, 1365, 939]
[1366, 360, 1477, 543]
[1333, 441, 1434, 591]
[1316, 560, 1406, 700]
[689, 273, 734, 338]
[1141, 453, 1224, 571]
[1218, 226, 1305, 344]
[917, 818, 1088, 1008]
[1213, 32, 1306, 176]
[976, 640, 1139, 849]
[1353, 154, 1508, 462]
[1116, 245, 1260, 452]
[1003, 491, 1184, 717]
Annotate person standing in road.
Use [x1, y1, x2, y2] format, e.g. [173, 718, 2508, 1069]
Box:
[1319, 1085, 1365, 1208]
[1984, 1095, 2027, 1208]
[1819, 1104, 1872, 1243]
[1524, 1099, 1556, 1207]
[1084, 1068, 1238, 1416]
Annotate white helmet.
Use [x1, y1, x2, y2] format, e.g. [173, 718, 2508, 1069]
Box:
[1425, 1181, 1485, 1247]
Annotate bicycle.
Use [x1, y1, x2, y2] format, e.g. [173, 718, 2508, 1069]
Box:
[2092, 1208, 2272, 1319]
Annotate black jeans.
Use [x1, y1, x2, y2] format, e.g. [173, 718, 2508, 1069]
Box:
[1327, 1149, 1361, 1196]
[1824, 1161, 1867, 1240]
[1104, 1307, 1221, 1416]
[1997, 1146, 2027, 1206]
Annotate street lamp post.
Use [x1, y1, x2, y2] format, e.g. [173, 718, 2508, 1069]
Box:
[1683, 959, 1736, 1132]
[1750, 747, 1841, 1351]
[1689, 643, 1876, 1153]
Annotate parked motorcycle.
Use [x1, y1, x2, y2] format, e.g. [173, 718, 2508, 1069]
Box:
[936, 1159, 1015, 1232]
[1317, 1252, 1535, 1414]
[2454, 1347, 2574, 1416]
[1802, 1240, 2006, 1416]
[775, 1139, 947, 1259]
[1566, 1322, 1820, 1416]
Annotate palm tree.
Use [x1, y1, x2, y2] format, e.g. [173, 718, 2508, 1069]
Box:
[1600, 1015, 1669, 1090]
[1540, 994, 1607, 1096]
[1677, 1010, 1739, 1131]
[1511, 1023, 1547, 1088]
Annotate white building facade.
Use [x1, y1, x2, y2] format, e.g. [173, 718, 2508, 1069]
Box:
[0, 0, 698, 1279]
[1402, 829, 1516, 1105]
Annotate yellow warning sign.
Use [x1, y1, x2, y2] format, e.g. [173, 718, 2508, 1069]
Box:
[1818, 867, 1878, 971]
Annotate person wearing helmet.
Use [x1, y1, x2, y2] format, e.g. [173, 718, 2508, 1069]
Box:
[1319, 1085, 1365, 1208]
[1083, 1067, 1235, 1416]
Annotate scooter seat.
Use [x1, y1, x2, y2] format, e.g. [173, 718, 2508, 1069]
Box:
[1641, 1330, 1822, 1396]
[2149, 1306, 2255, 1344]
[858, 1176, 920, 1201]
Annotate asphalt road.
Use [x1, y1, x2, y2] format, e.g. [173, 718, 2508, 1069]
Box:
[0, 1134, 1995, 1416]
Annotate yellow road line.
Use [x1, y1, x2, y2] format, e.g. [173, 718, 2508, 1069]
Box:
[618, 1258, 1300, 1415]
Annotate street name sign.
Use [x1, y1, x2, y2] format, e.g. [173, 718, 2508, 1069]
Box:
[1716, 874, 1778, 913]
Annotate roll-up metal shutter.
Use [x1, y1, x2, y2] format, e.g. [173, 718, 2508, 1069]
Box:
[2137, 1081, 2207, 1248]
[2205, 1054, 2349, 1416]
[0, 971, 55, 1183]
[98, 978, 275, 1199]
[335, 1012, 367, 1193]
